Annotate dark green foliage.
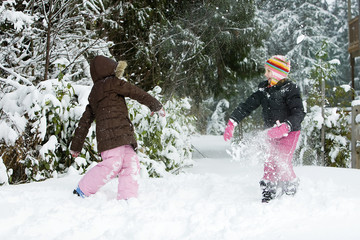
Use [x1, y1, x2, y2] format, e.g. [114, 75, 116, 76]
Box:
[85, 0, 266, 104]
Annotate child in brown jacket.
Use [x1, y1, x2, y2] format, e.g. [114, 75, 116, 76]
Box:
[70, 55, 165, 200]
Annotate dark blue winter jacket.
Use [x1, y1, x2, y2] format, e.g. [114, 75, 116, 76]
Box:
[230, 79, 305, 131]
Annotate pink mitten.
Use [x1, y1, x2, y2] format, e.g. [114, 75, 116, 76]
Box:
[267, 121, 290, 139]
[157, 108, 166, 117]
[151, 107, 166, 117]
[223, 119, 236, 141]
[70, 150, 79, 158]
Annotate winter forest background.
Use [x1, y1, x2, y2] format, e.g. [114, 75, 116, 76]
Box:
[0, 0, 360, 185]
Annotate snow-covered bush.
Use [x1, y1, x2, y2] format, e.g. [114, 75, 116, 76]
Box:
[296, 106, 350, 167]
[295, 42, 351, 167]
[128, 86, 196, 177]
[0, 72, 195, 183]
[0, 71, 97, 183]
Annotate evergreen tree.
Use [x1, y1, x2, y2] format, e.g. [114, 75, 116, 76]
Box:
[257, 0, 349, 94]
[0, 0, 35, 80]
[81, 0, 182, 89]
[332, 0, 360, 91]
[296, 42, 351, 167]
[83, 0, 266, 103]
[161, 0, 266, 101]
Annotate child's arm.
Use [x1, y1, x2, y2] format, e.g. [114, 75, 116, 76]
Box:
[108, 79, 163, 112]
[70, 104, 95, 153]
[230, 90, 262, 124]
[223, 119, 237, 141]
[224, 85, 263, 141]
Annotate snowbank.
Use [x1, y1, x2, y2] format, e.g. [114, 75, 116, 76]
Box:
[0, 136, 360, 240]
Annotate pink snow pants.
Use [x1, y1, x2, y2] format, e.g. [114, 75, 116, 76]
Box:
[78, 145, 140, 200]
[263, 131, 300, 182]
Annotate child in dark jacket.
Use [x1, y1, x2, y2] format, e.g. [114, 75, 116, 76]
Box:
[70, 55, 165, 200]
[223, 55, 305, 203]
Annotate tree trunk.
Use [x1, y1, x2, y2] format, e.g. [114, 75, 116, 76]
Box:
[321, 76, 325, 166]
[44, 1, 53, 81]
[44, 24, 51, 81]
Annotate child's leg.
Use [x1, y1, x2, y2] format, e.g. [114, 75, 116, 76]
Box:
[260, 132, 300, 201]
[276, 131, 300, 181]
[263, 153, 278, 182]
[117, 145, 140, 200]
[261, 146, 280, 202]
[78, 146, 125, 196]
[262, 131, 300, 182]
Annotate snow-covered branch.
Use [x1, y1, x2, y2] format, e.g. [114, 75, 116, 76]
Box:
[0, 64, 33, 86]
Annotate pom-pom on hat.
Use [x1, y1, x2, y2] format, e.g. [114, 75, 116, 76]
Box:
[265, 55, 290, 86]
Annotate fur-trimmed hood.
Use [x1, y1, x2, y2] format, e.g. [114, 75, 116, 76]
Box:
[89, 55, 127, 82]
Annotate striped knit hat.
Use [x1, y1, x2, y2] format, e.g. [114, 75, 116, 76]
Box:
[265, 55, 290, 86]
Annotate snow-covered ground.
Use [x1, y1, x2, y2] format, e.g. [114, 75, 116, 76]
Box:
[1, 135, 360, 240]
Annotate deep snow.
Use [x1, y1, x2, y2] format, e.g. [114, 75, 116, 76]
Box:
[1, 135, 360, 240]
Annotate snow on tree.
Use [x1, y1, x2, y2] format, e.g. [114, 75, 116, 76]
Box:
[295, 42, 351, 167]
[256, 0, 350, 92]
[0, 0, 196, 184]
[207, 99, 230, 135]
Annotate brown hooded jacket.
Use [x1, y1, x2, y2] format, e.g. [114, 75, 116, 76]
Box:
[70, 55, 162, 153]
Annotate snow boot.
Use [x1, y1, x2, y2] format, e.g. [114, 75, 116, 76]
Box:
[282, 178, 300, 196]
[260, 180, 279, 203]
[73, 186, 86, 198]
